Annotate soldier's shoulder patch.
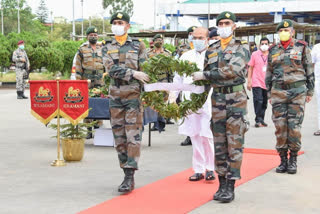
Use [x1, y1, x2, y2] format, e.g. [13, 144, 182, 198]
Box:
[208, 52, 218, 58]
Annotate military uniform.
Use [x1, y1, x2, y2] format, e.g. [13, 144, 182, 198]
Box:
[266, 19, 314, 174]
[266, 39, 314, 153]
[102, 36, 147, 170]
[176, 43, 191, 59]
[12, 47, 29, 97]
[75, 43, 104, 88]
[204, 38, 250, 180]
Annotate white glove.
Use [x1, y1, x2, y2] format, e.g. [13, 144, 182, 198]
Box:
[133, 71, 150, 84]
[192, 72, 206, 81]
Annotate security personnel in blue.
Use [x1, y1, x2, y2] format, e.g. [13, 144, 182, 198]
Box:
[193, 11, 250, 203]
[265, 19, 314, 175]
[102, 12, 149, 193]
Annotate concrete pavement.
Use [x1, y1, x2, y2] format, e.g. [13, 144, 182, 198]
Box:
[0, 88, 319, 214]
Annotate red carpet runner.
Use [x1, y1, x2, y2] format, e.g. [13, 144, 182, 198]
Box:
[79, 149, 304, 214]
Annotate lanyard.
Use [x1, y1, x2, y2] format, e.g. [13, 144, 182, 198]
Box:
[260, 54, 267, 65]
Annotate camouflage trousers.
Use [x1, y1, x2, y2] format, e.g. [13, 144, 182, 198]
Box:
[211, 90, 248, 180]
[109, 85, 143, 170]
[15, 69, 27, 92]
[270, 86, 307, 153]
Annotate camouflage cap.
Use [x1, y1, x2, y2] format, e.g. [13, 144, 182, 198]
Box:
[110, 12, 130, 24]
[276, 19, 293, 31]
[153, 34, 164, 41]
[187, 26, 197, 33]
[216, 11, 236, 25]
[86, 26, 98, 35]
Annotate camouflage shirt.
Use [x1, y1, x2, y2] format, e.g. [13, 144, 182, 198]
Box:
[265, 39, 314, 96]
[203, 38, 250, 87]
[102, 36, 147, 88]
[75, 43, 104, 86]
[176, 43, 191, 58]
[147, 48, 172, 83]
[12, 48, 30, 71]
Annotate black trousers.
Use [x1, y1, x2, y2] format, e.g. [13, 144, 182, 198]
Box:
[252, 87, 268, 123]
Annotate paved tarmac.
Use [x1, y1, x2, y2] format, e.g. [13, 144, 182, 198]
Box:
[0, 88, 319, 214]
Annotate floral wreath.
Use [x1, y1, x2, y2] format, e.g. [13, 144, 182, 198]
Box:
[141, 55, 209, 120]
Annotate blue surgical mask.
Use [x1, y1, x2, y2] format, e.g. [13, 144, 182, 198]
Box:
[19, 45, 24, 50]
[192, 39, 207, 52]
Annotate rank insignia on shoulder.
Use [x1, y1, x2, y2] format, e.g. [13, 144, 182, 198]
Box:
[208, 52, 218, 58]
[107, 49, 119, 54]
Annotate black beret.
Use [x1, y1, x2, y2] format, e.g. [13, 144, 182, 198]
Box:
[209, 28, 218, 38]
[153, 34, 164, 41]
[110, 12, 130, 24]
[187, 26, 197, 33]
[86, 26, 98, 35]
[216, 11, 236, 25]
[276, 19, 293, 31]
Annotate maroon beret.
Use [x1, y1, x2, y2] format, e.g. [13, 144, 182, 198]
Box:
[17, 40, 24, 45]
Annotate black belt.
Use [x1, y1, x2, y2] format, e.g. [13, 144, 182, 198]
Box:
[273, 81, 306, 90]
[213, 84, 244, 94]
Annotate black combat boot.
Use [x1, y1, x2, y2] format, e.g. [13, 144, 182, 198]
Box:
[21, 91, 28, 99]
[118, 168, 135, 193]
[213, 175, 227, 201]
[86, 127, 93, 139]
[287, 151, 298, 174]
[276, 150, 288, 173]
[17, 91, 23, 99]
[219, 179, 235, 203]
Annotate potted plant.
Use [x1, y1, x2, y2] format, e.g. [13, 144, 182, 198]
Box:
[49, 120, 97, 161]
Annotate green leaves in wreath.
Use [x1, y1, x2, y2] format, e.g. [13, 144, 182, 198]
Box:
[141, 54, 210, 120]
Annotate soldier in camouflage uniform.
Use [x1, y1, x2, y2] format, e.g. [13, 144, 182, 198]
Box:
[147, 34, 173, 131]
[76, 26, 105, 139]
[102, 12, 149, 193]
[266, 19, 314, 175]
[193, 11, 250, 203]
[175, 26, 197, 59]
[12, 40, 29, 99]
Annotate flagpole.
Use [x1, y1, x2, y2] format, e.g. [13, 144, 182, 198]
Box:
[51, 78, 66, 166]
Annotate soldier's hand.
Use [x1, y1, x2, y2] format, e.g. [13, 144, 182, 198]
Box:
[192, 72, 206, 81]
[306, 96, 312, 103]
[133, 71, 150, 84]
[102, 72, 108, 79]
[21, 58, 26, 62]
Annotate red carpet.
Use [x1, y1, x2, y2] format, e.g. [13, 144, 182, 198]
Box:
[78, 149, 303, 214]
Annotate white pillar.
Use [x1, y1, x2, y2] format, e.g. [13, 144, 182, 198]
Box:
[274, 12, 282, 23]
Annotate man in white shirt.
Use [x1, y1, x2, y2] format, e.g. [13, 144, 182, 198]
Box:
[171, 27, 215, 181]
[311, 43, 320, 136]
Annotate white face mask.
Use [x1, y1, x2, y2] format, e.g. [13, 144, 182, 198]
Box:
[188, 35, 193, 43]
[111, 25, 125, 36]
[260, 44, 269, 52]
[209, 39, 219, 45]
[193, 39, 207, 52]
[217, 26, 233, 39]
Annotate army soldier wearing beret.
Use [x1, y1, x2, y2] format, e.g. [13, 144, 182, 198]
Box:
[102, 12, 149, 193]
[76, 26, 105, 139]
[193, 11, 250, 203]
[147, 34, 173, 131]
[266, 19, 314, 174]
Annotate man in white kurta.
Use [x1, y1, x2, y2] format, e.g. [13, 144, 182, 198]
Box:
[172, 27, 215, 181]
[311, 43, 320, 136]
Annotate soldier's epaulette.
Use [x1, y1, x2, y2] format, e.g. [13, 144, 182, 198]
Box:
[297, 40, 308, 46]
